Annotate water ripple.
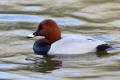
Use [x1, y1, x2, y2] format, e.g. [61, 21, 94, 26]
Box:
[24, 6, 43, 11]
[0, 64, 20, 69]
[0, 14, 85, 25]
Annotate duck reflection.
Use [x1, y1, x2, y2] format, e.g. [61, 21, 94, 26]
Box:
[26, 56, 62, 73]
[26, 48, 114, 73]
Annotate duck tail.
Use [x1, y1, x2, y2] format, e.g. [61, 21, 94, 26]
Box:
[97, 44, 112, 51]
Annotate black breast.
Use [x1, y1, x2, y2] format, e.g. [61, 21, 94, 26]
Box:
[33, 39, 51, 55]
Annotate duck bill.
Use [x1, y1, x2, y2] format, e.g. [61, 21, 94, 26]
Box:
[25, 29, 40, 39]
[25, 33, 35, 38]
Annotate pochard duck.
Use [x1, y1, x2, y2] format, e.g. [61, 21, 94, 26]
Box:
[25, 19, 111, 55]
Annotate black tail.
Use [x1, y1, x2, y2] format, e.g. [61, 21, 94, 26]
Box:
[97, 44, 112, 51]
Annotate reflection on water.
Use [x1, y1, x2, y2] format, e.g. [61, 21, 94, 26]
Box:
[26, 57, 62, 73]
[0, 14, 85, 25]
[1, 0, 120, 80]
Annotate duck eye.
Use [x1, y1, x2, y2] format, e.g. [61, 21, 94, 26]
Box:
[39, 25, 42, 30]
[39, 25, 46, 30]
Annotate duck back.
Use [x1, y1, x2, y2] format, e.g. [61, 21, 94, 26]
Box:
[48, 34, 104, 55]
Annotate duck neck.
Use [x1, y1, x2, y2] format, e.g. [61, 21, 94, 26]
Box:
[42, 31, 61, 44]
[44, 35, 61, 44]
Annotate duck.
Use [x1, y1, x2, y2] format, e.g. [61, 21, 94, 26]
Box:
[25, 19, 111, 56]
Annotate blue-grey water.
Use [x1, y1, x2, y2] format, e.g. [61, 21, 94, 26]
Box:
[0, 0, 120, 80]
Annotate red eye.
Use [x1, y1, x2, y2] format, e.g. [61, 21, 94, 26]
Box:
[38, 24, 43, 30]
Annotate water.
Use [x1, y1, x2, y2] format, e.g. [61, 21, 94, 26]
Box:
[0, 0, 120, 80]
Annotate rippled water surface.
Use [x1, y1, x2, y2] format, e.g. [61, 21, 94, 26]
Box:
[1, 0, 120, 80]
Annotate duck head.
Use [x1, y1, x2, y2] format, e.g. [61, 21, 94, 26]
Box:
[25, 19, 61, 44]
